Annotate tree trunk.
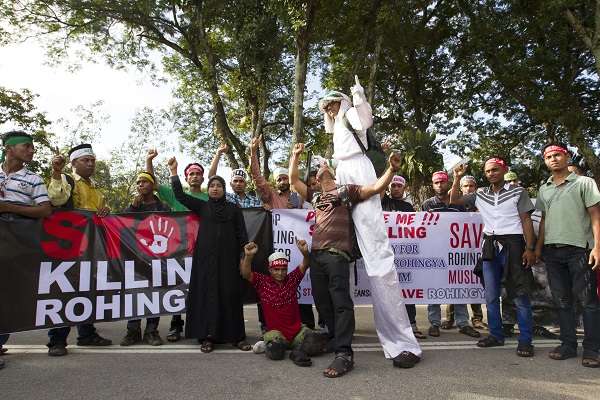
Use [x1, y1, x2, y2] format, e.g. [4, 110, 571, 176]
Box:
[367, 33, 384, 106]
[292, 1, 318, 145]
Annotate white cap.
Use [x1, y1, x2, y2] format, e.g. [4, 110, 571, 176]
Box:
[273, 168, 288, 178]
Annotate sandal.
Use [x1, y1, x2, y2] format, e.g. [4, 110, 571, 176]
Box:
[476, 336, 504, 348]
[233, 340, 251, 351]
[200, 340, 214, 353]
[413, 329, 427, 339]
[548, 345, 577, 360]
[582, 356, 600, 368]
[323, 353, 354, 378]
[440, 320, 454, 330]
[166, 329, 182, 342]
[516, 343, 534, 357]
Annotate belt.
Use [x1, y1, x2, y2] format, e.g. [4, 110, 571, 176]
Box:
[314, 248, 352, 261]
[544, 244, 570, 248]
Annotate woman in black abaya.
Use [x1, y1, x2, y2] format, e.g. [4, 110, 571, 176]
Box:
[168, 157, 250, 352]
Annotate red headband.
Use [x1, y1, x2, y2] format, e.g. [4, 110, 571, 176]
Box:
[484, 158, 507, 169]
[432, 171, 448, 182]
[184, 164, 204, 178]
[543, 145, 568, 157]
[269, 258, 288, 269]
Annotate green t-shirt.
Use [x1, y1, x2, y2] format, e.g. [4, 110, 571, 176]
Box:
[157, 184, 208, 212]
[536, 173, 600, 249]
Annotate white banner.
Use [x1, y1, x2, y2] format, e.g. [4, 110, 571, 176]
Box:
[272, 209, 485, 305]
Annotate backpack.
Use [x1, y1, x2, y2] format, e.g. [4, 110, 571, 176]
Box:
[336, 185, 363, 266]
[342, 117, 386, 177]
[61, 174, 76, 210]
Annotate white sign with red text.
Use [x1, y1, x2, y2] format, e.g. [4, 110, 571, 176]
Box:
[272, 209, 485, 305]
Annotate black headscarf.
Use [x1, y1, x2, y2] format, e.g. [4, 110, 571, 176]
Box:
[207, 175, 229, 222]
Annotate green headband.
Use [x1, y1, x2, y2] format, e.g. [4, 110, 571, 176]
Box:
[1, 136, 33, 163]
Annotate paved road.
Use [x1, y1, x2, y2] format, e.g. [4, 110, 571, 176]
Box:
[1, 306, 597, 400]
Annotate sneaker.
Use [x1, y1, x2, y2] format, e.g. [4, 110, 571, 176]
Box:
[143, 331, 163, 346]
[48, 343, 68, 357]
[252, 341, 266, 354]
[0, 346, 7, 355]
[459, 325, 481, 338]
[428, 325, 440, 337]
[392, 351, 421, 368]
[78, 333, 112, 346]
[120, 329, 142, 346]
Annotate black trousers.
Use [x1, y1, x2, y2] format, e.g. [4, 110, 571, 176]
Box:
[309, 250, 355, 354]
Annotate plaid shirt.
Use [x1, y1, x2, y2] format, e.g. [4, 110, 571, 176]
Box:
[225, 191, 262, 208]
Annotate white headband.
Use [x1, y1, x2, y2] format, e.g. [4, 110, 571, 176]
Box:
[69, 147, 96, 162]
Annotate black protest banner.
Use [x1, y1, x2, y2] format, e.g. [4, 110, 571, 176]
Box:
[0, 208, 271, 334]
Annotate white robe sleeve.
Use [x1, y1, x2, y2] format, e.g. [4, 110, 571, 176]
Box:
[346, 90, 373, 131]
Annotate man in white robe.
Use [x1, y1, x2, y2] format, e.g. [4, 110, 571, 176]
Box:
[319, 76, 422, 367]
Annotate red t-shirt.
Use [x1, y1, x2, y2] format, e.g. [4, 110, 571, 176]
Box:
[250, 268, 304, 342]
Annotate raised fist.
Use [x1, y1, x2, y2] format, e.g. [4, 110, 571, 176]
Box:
[147, 148, 158, 160]
[244, 242, 259, 256]
[51, 154, 66, 173]
[167, 157, 178, 174]
[296, 239, 309, 255]
[217, 143, 229, 155]
[292, 143, 305, 156]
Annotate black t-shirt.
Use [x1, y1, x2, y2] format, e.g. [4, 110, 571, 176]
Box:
[421, 196, 465, 212]
[125, 196, 171, 213]
[381, 194, 415, 212]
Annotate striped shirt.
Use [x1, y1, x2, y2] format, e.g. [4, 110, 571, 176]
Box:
[463, 182, 534, 235]
[0, 166, 49, 205]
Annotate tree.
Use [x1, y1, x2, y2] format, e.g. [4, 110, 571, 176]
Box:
[457, 0, 600, 185]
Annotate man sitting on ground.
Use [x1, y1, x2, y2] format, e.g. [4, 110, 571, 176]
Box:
[240, 240, 324, 367]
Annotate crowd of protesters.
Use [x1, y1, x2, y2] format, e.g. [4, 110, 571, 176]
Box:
[1, 79, 599, 375]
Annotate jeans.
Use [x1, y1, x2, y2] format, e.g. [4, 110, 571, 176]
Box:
[127, 317, 160, 333]
[483, 249, 533, 344]
[299, 304, 316, 330]
[310, 250, 355, 354]
[428, 304, 470, 328]
[47, 324, 98, 347]
[544, 245, 600, 354]
[0, 334, 8, 346]
[447, 304, 484, 323]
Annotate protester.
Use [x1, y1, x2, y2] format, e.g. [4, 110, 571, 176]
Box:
[208, 143, 262, 207]
[146, 148, 206, 341]
[446, 175, 486, 330]
[318, 76, 422, 366]
[422, 171, 480, 338]
[504, 171, 519, 186]
[249, 136, 316, 328]
[46, 143, 112, 356]
[290, 143, 420, 371]
[249, 135, 302, 210]
[119, 171, 170, 347]
[168, 156, 250, 352]
[380, 175, 426, 339]
[534, 143, 600, 368]
[240, 241, 325, 367]
[0, 131, 52, 367]
[450, 158, 536, 357]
